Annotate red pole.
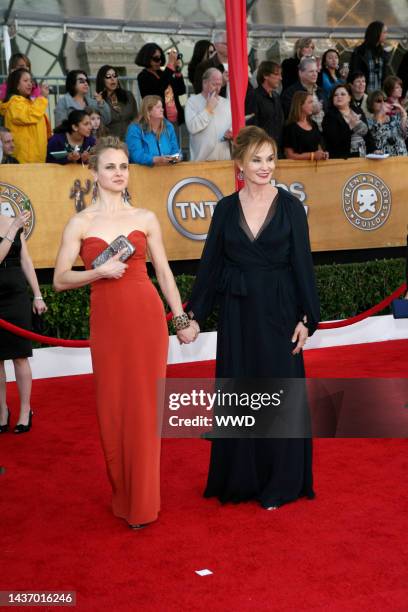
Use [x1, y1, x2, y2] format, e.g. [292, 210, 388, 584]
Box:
[225, 0, 248, 135]
[225, 0, 248, 188]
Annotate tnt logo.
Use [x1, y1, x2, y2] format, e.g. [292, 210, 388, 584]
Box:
[167, 177, 224, 240]
[342, 173, 391, 231]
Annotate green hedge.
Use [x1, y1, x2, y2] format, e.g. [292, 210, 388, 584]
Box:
[37, 258, 405, 341]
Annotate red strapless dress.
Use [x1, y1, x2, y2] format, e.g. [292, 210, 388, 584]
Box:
[80, 229, 168, 525]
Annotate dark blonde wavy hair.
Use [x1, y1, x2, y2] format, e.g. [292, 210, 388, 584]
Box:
[136, 95, 166, 137]
[232, 126, 277, 165]
[88, 136, 129, 170]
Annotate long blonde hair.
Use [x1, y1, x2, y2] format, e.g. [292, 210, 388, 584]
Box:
[137, 95, 166, 136]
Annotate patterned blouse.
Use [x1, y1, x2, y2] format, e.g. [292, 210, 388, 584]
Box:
[367, 114, 407, 156]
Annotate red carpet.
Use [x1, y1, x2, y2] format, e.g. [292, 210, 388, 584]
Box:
[0, 340, 407, 611]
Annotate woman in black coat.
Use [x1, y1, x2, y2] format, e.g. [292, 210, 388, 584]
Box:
[187, 126, 320, 509]
[135, 43, 186, 125]
[322, 83, 375, 158]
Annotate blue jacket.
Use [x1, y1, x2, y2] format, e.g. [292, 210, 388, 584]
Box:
[125, 120, 179, 166]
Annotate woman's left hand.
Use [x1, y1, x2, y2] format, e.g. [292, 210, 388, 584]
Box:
[167, 49, 178, 67]
[32, 298, 47, 315]
[291, 322, 308, 355]
[177, 321, 200, 344]
[94, 91, 104, 105]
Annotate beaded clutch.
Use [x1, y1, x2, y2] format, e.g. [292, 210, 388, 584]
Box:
[91, 235, 135, 269]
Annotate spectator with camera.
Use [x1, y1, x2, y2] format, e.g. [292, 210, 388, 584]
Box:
[125, 95, 181, 166]
[317, 49, 344, 98]
[0, 53, 41, 102]
[46, 110, 95, 165]
[0, 69, 50, 163]
[135, 44, 186, 126]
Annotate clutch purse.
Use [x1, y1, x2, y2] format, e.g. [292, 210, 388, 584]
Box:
[391, 298, 408, 319]
[91, 235, 136, 269]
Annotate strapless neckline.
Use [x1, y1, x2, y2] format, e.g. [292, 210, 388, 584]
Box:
[82, 229, 146, 246]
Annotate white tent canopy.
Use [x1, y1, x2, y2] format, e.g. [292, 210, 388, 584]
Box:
[2, 0, 408, 39]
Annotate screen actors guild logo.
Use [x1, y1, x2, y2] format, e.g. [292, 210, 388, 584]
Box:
[342, 173, 391, 231]
[167, 177, 223, 240]
[0, 182, 35, 238]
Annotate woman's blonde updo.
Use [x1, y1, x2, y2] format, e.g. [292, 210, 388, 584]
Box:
[232, 126, 277, 166]
[88, 136, 129, 171]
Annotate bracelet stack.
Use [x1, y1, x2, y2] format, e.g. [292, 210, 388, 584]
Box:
[173, 313, 190, 331]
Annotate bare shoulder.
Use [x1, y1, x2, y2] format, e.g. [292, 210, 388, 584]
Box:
[133, 207, 158, 230]
[63, 210, 91, 239]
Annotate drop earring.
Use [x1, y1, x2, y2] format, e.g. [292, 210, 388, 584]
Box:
[237, 169, 244, 181]
[122, 188, 131, 204]
[92, 180, 98, 203]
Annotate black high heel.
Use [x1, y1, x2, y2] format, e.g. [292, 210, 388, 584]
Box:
[14, 410, 33, 434]
[0, 409, 10, 434]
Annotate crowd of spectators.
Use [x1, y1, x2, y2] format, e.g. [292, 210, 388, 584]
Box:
[1, 19, 408, 166]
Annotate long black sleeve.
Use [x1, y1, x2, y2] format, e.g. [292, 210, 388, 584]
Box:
[286, 194, 320, 336]
[186, 195, 233, 325]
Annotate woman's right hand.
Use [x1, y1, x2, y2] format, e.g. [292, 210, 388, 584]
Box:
[10, 211, 31, 232]
[67, 151, 81, 162]
[153, 156, 172, 166]
[98, 250, 128, 279]
[205, 90, 219, 114]
[314, 150, 327, 161]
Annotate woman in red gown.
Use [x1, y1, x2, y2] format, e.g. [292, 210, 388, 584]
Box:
[54, 136, 198, 529]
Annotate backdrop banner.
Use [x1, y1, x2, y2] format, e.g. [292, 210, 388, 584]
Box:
[0, 158, 405, 268]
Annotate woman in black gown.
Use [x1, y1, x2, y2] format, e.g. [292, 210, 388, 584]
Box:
[0, 210, 47, 434]
[187, 126, 320, 509]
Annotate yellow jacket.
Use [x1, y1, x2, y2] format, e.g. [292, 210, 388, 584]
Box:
[0, 95, 51, 163]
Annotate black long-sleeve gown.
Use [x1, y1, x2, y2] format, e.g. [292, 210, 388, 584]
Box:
[187, 188, 320, 508]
